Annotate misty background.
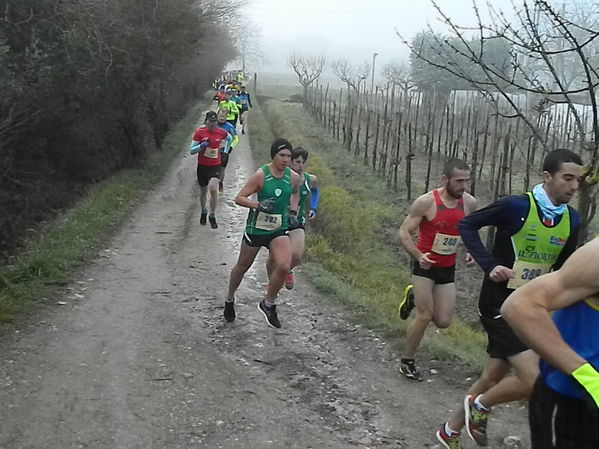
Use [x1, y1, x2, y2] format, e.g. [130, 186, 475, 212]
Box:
[239, 0, 515, 83]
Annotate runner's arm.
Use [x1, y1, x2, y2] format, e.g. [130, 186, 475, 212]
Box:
[248, 93, 253, 107]
[222, 134, 233, 154]
[502, 239, 599, 375]
[289, 171, 300, 213]
[398, 194, 432, 261]
[308, 175, 319, 219]
[552, 206, 580, 270]
[458, 196, 518, 274]
[234, 170, 264, 209]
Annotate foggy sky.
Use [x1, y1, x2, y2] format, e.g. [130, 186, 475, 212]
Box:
[243, 0, 517, 77]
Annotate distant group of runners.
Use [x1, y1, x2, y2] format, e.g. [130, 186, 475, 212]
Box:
[189, 81, 319, 327]
[189, 81, 598, 448]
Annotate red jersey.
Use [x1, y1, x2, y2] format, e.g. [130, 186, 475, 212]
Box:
[192, 126, 228, 167]
[416, 189, 465, 268]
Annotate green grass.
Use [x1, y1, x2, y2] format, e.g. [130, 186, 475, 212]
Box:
[250, 90, 488, 369]
[0, 100, 209, 324]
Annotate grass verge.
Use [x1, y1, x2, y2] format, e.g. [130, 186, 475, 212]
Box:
[0, 100, 208, 324]
[250, 92, 487, 369]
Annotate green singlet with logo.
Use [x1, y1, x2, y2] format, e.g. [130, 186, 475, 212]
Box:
[297, 172, 311, 225]
[508, 192, 571, 290]
[245, 165, 293, 235]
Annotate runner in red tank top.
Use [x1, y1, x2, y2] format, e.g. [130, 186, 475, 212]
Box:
[416, 189, 465, 268]
[397, 159, 477, 381]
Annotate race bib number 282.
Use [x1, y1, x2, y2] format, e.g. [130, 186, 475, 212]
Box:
[255, 212, 282, 231]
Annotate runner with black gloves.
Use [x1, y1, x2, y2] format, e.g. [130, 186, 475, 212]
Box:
[225, 139, 300, 328]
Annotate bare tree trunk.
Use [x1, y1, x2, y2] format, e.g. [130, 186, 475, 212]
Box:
[407, 123, 414, 200]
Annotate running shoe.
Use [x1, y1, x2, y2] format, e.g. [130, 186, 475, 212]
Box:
[284, 271, 295, 290]
[223, 301, 235, 322]
[209, 215, 218, 229]
[399, 358, 423, 381]
[398, 284, 415, 320]
[258, 300, 281, 328]
[436, 424, 462, 449]
[242, 129, 246, 134]
[464, 394, 489, 446]
[200, 210, 208, 225]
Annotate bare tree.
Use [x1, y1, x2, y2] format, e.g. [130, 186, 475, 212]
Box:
[382, 59, 414, 95]
[288, 52, 326, 105]
[399, 0, 599, 242]
[230, 19, 268, 72]
[331, 58, 371, 92]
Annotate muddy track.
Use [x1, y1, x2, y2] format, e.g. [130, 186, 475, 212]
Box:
[0, 126, 529, 449]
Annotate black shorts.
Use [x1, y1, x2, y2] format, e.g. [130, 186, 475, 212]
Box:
[288, 223, 305, 231]
[196, 164, 221, 187]
[411, 261, 455, 285]
[478, 280, 527, 358]
[479, 312, 528, 359]
[530, 376, 599, 449]
[243, 230, 289, 248]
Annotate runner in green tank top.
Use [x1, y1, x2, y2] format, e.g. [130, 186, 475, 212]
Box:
[266, 147, 319, 290]
[225, 138, 300, 328]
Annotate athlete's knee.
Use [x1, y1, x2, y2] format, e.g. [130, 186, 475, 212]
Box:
[433, 316, 452, 329]
[276, 260, 291, 274]
[414, 308, 433, 324]
[233, 260, 253, 274]
[479, 370, 504, 389]
[517, 370, 539, 394]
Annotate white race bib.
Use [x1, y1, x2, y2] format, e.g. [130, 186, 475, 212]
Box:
[204, 147, 219, 159]
[255, 212, 282, 231]
[507, 260, 551, 290]
[431, 233, 461, 255]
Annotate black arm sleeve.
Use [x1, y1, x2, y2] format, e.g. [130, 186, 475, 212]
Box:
[552, 206, 581, 270]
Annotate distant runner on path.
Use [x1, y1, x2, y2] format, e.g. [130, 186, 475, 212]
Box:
[189, 111, 232, 229]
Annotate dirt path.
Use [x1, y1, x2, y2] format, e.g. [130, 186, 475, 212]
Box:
[0, 127, 529, 448]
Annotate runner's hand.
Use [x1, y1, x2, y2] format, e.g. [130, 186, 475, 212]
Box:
[418, 252, 435, 270]
[200, 139, 210, 149]
[288, 210, 299, 228]
[571, 363, 599, 413]
[308, 209, 317, 220]
[488, 265, 514, 283]
[465, 252, 475, 266]
[257, 198, 276, 213]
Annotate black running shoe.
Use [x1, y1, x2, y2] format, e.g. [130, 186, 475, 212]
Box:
[224, 301, 235, 322]
[400, 358, 423, 381]
[258, 300, 281, 328]
[209, 215, 218, 229]
[200, 210, 208, 225]
[399, 284, 415, 320]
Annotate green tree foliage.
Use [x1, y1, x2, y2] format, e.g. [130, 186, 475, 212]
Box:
[0, 0, 240, 257]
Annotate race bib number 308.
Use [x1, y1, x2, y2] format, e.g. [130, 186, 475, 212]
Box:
[431, 233, 461, 255]
[507, 260, 551, 290]
[255, 212, 282, 231]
